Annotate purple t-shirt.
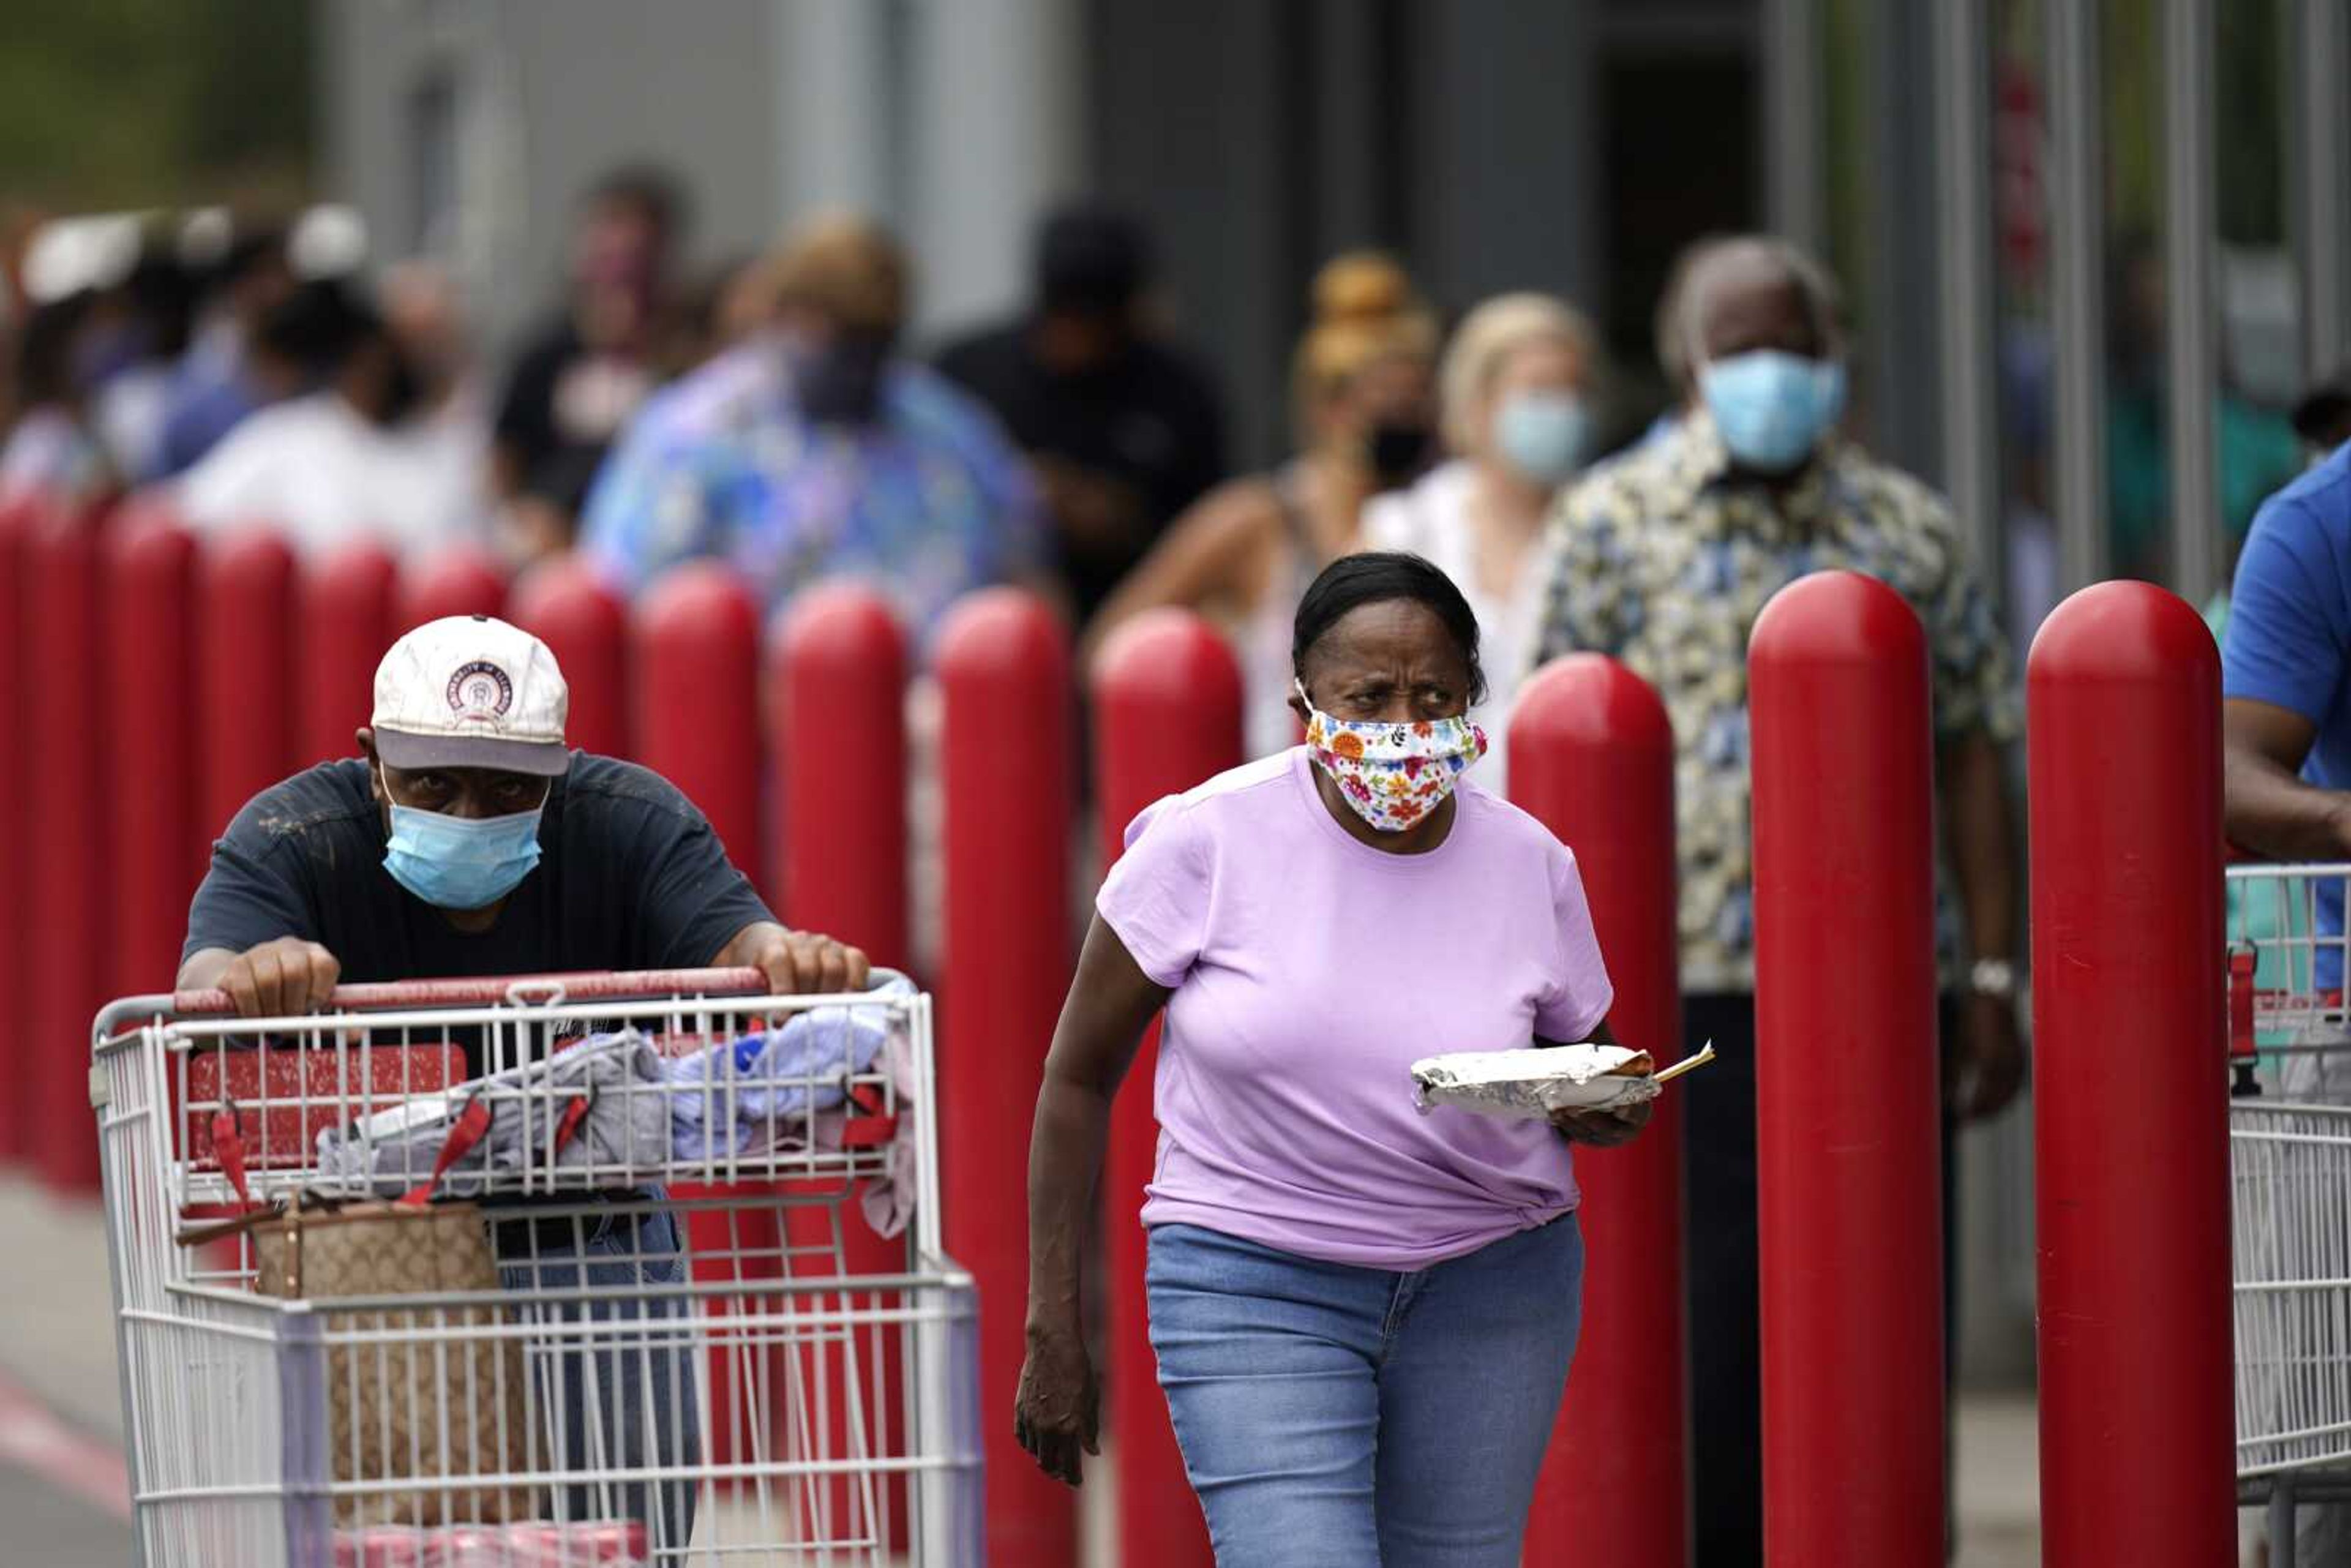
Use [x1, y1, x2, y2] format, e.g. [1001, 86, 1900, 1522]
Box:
[1097, 747, 1614, 1269]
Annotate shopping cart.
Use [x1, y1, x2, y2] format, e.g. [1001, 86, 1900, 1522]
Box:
[89, 967, 983, 1567]
[2226, 864, 2351, 1553]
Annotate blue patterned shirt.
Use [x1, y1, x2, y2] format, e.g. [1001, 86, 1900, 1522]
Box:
[580, 339, 1044, 639]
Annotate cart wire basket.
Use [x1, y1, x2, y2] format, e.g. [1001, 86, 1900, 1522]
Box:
[2227, 864, 2351, 1547]
[89, 966, 983, 1567]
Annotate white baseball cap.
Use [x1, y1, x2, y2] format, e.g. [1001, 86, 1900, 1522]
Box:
[371, 615, 571, 777]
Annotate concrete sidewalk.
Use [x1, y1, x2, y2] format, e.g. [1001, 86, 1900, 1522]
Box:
[0, 1171, 2052, 1563]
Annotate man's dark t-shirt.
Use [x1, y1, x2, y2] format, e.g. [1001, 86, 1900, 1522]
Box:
[183, 754, 771, 989]
[934, 323, 1226, 618]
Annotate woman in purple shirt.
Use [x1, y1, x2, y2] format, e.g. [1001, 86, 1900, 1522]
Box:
[1016, 553, 1647, 1566]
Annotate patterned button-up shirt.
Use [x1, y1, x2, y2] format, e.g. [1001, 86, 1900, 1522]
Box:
[580, 339, 1043, 640]
[1532, 411, 2019, 991]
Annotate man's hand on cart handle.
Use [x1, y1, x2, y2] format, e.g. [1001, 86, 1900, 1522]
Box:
[180, 938, 343, 1018]
[714, 921, 871, 997]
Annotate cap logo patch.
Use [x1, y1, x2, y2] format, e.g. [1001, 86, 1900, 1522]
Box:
[446, 661, 514, 726]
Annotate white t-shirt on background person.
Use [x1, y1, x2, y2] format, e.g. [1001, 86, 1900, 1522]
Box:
[1360, 460, 1555, 790]
[178, 391, 489, 563]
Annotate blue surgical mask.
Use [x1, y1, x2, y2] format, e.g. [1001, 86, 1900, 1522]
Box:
[1493, 391, 1591, 486]
[380, 772, 547, 910]
[1699, 350, 1846, 473]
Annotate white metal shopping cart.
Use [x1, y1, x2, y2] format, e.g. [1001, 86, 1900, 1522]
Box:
[89, 967, 983, 1568]
[2227, 864, 2351, 1554]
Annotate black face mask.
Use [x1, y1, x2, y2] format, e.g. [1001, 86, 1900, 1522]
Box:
[798, 331, 893, 427]
[378, 350, 423, 426]
[1366, 420, 1434, 488]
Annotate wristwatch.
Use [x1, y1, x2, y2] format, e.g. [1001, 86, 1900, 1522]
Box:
[1969, 958, 2019, 1002]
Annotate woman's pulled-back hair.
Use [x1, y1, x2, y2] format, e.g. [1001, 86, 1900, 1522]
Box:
[1291, 552, 1487, 706]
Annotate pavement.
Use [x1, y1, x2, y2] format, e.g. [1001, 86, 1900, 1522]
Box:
[0, 1169, 2060, 1567]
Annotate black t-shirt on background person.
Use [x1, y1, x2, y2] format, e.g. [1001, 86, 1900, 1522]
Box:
[935, 323, 1226, 619]
[183, 753, 771, 996]
[492, 321, 658, 517]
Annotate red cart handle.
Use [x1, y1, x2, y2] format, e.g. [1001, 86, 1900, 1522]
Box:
[168, 966, 774, 1019]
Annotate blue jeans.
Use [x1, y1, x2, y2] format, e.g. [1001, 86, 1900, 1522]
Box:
[496, 1199, 700, 1550]
[1146, 1217, 1584, 1568]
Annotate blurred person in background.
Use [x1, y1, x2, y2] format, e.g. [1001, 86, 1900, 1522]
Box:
[658, 252, 771, 380]
[2290, 367, 2351, 462]
[1362, 291, 1603, 788]
[87, 246, 197, 485]
[937, 203, 1226, 621]
[492, 168, 686, 563]
[158, 225, 294, 475]
[579, 212, 1043, 640]
[1087, 252, 1439, 757]
[177, 277, 488, 563]
[1533, 234, 2022, 1566]
[2105, 235, 2301, 582]
[0, 288, 116, 510]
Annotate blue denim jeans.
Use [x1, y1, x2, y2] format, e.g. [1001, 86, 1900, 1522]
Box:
[496, 1198, 700, 1550]
[1146, 1217, 1584, 1568]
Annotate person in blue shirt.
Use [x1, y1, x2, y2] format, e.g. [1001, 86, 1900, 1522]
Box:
[2224, 442, 2351, 987]
[579, 212, 1046, 641]
[2221, 439, 2351, 1563]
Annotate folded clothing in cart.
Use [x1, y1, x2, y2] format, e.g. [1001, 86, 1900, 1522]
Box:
[311, 977, 916, 1201]
[660, 975, 909, 1160]
[332, 1519, 647, 1566]
[313, 1032, 673, 1198]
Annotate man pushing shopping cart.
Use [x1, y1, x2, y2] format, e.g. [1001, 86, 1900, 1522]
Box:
[168, 613, 869, 1555]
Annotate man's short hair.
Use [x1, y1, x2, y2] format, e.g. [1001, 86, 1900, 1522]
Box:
[1671, 233, 1845, 383]
[1034, 204, 1150, 317]
[585, 165, 688, 242]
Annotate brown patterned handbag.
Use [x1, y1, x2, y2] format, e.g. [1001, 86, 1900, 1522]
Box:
[187, 1096, 538, 1527]
[250, 1198, 536, 1527]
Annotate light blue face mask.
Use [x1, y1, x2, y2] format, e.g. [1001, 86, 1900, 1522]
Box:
[1699, 350, 1847, 473]
[1493, 391, 1592, 486]
[380, 774, 548, 910]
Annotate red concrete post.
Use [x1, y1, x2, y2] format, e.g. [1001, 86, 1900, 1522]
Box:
[1510, 653, 1689, 1568]
[1749, 571, 1944, 1564]
[937, 588, 1076, 1568]
[2027, 581, 2233, 1566]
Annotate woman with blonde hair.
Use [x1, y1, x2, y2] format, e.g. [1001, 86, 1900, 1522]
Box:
[1360, 291, 1603, 789]
[1087, 252, 1439, 757]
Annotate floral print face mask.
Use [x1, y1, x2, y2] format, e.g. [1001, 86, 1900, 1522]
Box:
[1296, 681, 1489, 833]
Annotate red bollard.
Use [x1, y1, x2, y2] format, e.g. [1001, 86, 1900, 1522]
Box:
[770, 583, 912, 1540]
[396, 543, 505, 631]
[1748, 571, 1943, 1563]
[1509, 654, 1689, 1568]
[631, 563, 762, 871]
[629, 560, 776, 1474]
[772, 584, 910, 964]
[106, 521, 201, 1002]
[198, 531, 300, 847]
[27, 504, 110, 1192]
[937, 588, 1076, 1568]
[300, 542, 398, 768]
[510, 557, 630, 760]
[2027, 582, 2232, 1566]
[1091, 610, 1242, 1568]
[0, 498, 36, 1165]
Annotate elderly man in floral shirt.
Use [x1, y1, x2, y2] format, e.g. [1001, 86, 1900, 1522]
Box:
[1532, 234, 2023, 1564]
